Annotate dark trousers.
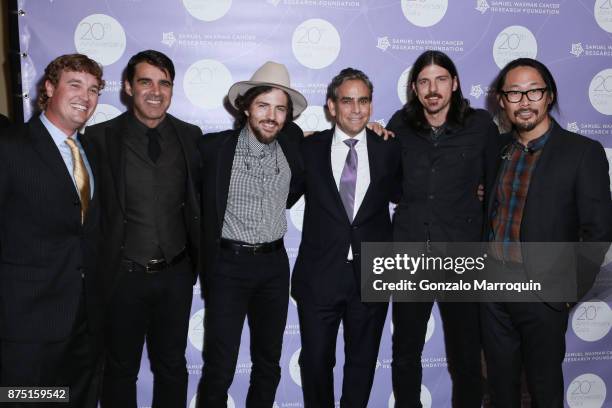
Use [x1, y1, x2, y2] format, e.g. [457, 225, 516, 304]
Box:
[0, 295, 102, 408]
[481, 302, 568, 408]
[297, 262, 388, 408]
[101, 257, 193, 408]
[392, 301, 482, 408]
[197, 247, 289, 408]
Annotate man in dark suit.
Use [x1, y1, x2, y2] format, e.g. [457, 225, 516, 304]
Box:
[291, 68, 400, 407]
[197, 61, 305, 408]
[0, 53, 104, 407]
[83, 50, 201, 408]
[482, 58, 612, 407]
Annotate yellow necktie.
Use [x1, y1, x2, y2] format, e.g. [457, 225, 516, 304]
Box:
[65, 137, 90, 224]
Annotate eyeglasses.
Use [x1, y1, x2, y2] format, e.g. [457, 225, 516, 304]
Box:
[501, 87, 547, 103]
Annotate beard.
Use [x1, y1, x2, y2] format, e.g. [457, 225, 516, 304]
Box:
[513, 108, 539, 132]
[250, 119, 281, 144]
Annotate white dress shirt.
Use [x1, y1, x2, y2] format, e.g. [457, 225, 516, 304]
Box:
[331, 127, 370, 259]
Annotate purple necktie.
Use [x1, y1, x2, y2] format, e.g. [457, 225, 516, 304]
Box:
[339, 138, 358, 222]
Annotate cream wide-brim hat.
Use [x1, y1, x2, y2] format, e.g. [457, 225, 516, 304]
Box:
[227, 61, 308, 118]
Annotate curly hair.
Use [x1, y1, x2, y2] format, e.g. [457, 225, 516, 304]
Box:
[37, 53, 105, 111]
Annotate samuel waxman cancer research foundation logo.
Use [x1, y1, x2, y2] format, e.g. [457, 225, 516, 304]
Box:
[476, 0, 489, 14]
[470, 84, 484, 99]
[162, 32, 176, 47]
[377, 36, 391, 51]
[571, 43, 584, 57]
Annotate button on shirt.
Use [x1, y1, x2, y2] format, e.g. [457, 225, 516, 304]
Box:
[222, 127, 291, 244]
[40, 112, 94, 197]
[489, 126, 551, 263]
[331, 127, 370, 259]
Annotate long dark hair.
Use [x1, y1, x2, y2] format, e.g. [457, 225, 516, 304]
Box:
[403, 50, 472, 130]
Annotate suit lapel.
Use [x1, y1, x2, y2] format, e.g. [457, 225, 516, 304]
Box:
[277, 127, 300, 183]
[106, 114, 129, 214]
[168, 115, 200, 214]
[78, 132, 98, 225]
[29, 117, 79, 201]
[321, 129, 351, 224]
[486, 133, 513, 222]
[520, 123, 560, 239]
[216, 132, 239, 227]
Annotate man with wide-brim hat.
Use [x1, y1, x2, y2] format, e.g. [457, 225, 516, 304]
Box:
[196, 61, 306, 408]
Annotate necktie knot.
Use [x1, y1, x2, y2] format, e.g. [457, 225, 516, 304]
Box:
[65, 136, 78, 152]
[344, 138, 358, 149]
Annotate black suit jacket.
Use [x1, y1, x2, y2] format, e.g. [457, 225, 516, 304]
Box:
[197, 123, 304, 288]
[291, 128, 401, 305]
[83, 112, 202, 301]
[485, 121, 612, 301]
[0, 117, 102, 341]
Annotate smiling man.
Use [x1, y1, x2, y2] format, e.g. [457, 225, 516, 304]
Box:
[386, 50, 500, 408]
[0, 54, 104, 407]
[291, 68, 401, 407]
[83, 50, 202, 408]
[482, 58, 612, 407]
[197, 61, 306, 408]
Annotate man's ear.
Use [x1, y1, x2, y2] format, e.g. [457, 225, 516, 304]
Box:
[124, 80, 133, 97]
[326, 98, 336, 118]
[547, 92, 555, 109]
[45, 80, 55, 99]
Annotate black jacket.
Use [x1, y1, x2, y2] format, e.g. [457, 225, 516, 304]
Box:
[388, 108, 500, 243]
[0, 117, 102, 341]
[485, 121, 612, 300]
[290, 128, 401, 305]
[83, 112, 202, 301]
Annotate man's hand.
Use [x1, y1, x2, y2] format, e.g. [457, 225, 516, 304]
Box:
[367, 122, 395, 140]
[477, 184, 485, 202]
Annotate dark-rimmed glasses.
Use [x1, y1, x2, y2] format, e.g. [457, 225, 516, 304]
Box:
[501, 87, 547, 103]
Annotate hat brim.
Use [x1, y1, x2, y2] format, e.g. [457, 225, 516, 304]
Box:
[228, 81, 308, 118]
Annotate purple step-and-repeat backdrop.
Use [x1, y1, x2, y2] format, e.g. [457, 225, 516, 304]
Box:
[16, 0, 612, 406]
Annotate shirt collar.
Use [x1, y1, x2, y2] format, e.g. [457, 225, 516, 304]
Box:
[333, 126, 366, 146]
[130, 111, 170, 134]
[40, 112, 78, 147]
[512, 120, 553, 152]
[241, 126, 277, 156]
